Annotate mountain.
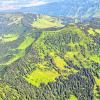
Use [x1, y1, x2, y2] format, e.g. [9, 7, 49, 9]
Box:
[1, 0, 100, 22]
[20, 0, 99, 16]
[0, 13, 100, 100]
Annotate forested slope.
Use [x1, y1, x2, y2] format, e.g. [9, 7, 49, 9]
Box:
[0, 20, 100, 100]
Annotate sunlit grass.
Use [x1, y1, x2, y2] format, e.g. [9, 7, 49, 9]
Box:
[18, 36, 34, 50]
[93, 76, 100, 100]
[50, 52, 67, 70]
[32, 15, 64, 29]
[90, 55, 100, 64]
[88, 28, 95, 35]
[64, 52, 78, 59]
[25, 69, 59, 87]
[95, 29, 100, 34]
[69, 95, 77, 100]
[0, 50, 25, 66]
[0, 34, 18, 42]
[94, 76, 100, 86]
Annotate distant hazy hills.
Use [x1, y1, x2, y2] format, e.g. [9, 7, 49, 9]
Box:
[1, 0, 100, 21]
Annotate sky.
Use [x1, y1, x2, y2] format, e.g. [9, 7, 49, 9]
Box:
[0, 0, 62, 10]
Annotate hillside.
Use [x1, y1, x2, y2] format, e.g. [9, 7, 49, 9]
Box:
[0, 14, 100, 99]
[0, 14, 64, 66]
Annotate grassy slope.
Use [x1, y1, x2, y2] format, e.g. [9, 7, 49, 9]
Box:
[32, 15, 64, 29]
[0, 36, 34, 66]
[17, 36, 34, 50]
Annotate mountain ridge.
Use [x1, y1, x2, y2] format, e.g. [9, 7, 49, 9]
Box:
[0, 0, 100, 22]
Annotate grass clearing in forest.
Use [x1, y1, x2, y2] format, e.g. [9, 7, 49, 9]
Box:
[18, 36, 34, 50]
[95, 29, 100, 34]
[88, 28, 95, 35]
[0, 36, 34, 66]
[25, 69, 59, 87]
[93, 76, 100, 99]
[90, 55, 100, 64]
[94, 76, 100, 86]
[0, 50, 25, 66]
[32, 15, 64, 29]
[50, 52, 67, 70]
[69, 95, 77, 100]
[0, 34, 18, 42]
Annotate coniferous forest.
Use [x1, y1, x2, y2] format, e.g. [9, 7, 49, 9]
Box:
[0, 0, 100, 100]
